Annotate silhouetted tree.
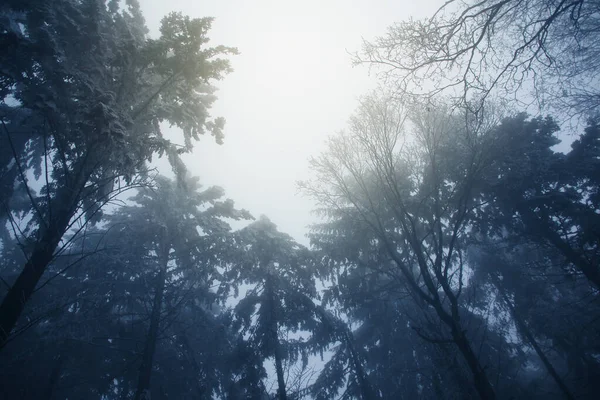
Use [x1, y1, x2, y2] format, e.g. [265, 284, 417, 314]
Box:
[227, 216, 321, 400]
[303, 93, 503, 399]
[0, 0, 236, 346]
[356, 0, 600, 117]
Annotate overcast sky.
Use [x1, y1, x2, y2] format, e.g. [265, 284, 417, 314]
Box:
[140, 0, 441, 244]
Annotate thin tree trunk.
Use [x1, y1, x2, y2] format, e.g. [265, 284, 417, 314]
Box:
[412, 271, 497, 400]
[178, 330, 207, 399]
[543, 228, 600, 290]
[134, 229, 169, 400]
[451, 326, 497, 400]
[273, 342, 287, 400]
[45, 352, 66, 399]
[0, 159, 91, 349]
[119, 379, 131, 400]
[431, 372, 445, 400]
[344, 330, 377, 400]
[0, 231, 59, 347]
[385, 236, 497, 400]
[265, 276, 287, 400]
[0, 204, 76, 347]
[518, 205, 600, 289]
[491, 274, 576, 400]
[0, 129, 29, 223]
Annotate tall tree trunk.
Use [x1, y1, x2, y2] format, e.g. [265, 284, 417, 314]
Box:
[451, 325, 496, 400]
[44, 352, 66, 399]
[0, 129, 29, 224]
[265, 276, 287, 400]
[178, 330, 207, 399]
[518, 205, 600, 289]
[0, 180, 85, 348]
[344, 330, 377, 400]
[134, 229, 169, 400]
[273, 341, 287, 400]
[386, 236, 497, 400]
[0, 226, 62, 347]
[413, 274, 496, 400]
[431, 372, 445, 400]
[491, 274, 576, 400]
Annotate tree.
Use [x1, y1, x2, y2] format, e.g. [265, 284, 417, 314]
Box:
[95, 175, 251, 399]
[467, 237, 600, 399]
[309, 310, 381, 400]
[308, 206, 530, 399]
[356, 0, 600, 118]
[226, 216, 321, 400]
[477, 249, 578, 399]
[465, 114, 600, 398]
[477, 114, 600, 289]
[0, 0, 236, 346]
[303, 93, 502, 399]
[0, 175, 256, 399]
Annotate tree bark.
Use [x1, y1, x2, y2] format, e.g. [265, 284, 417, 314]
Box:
[0, 197, 79, 348]
[344, 330, 377, 400]
[0, 232, 60, 347]
[134, 229, 169, 400]
[273, 341, 287, 400]
[0, 157, 92, 349]
[44, 352, 66, 399]
[178, 330, 207, 399]
[0, 128, 29, 223]
[518, 205, 600, 290]
[451, 326, 497, 400]
[265, 276, 287, 400]
[491, 274, 576, 400]
[389, 249, 497, 400]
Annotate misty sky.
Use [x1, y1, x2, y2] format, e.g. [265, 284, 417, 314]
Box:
[140, 0, 440, 244]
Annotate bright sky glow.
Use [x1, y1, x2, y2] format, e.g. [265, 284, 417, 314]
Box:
[141, 0, 440, 244]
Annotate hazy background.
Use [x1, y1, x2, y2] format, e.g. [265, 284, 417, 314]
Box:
[140, 0, 440, 244]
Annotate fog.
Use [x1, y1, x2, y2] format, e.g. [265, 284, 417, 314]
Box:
[140, 0, 440, 243]
[2, 1, 599, 399]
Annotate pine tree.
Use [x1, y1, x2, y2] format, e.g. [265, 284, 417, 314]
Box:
[303, 93, 506, 399]
[0, 0, 236, 346]
[227, 216, 321, 400]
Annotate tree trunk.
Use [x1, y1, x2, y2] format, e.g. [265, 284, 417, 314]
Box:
[518, 205, 600, 289]
[492, 274, 576, 400]
[273, 341, 287, 400]
[134, 230, 169, 400]
[0, 161, 90, 349]
[431, 372, 445, 400]
[386, 236, 497, 400]
[265, 276, 287, 400]
[0, 129, 29, 224]
[0, 231, 60, 347]
[344, 330, 377, 400]
[178, 330, 207, 399]
[451, 325, 496, 400]
[420, 284, 496, 400]
[45, 352, 66, 399]
[0, 207, 76, 348]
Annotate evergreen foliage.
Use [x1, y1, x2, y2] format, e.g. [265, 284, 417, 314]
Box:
[0, 1, 598, 399]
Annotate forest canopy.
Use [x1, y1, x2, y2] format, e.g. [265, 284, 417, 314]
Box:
[0, 0, 598, 399]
